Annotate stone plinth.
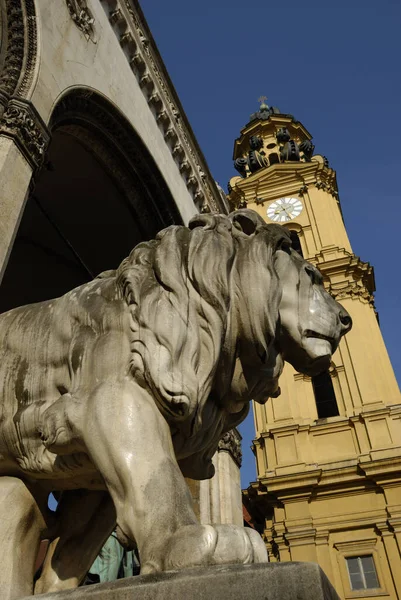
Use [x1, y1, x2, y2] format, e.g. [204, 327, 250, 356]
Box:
[28, 562, 340, 600]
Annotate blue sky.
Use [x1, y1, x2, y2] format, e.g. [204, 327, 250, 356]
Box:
[142, 0, 401, 487]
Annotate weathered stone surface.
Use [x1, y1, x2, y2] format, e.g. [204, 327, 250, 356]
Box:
[0, 210, 352, 597]
[27, 563, 341, 600]
[0, 137, 32, 282]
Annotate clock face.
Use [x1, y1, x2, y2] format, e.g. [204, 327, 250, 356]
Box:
[267, 197, 303, 222]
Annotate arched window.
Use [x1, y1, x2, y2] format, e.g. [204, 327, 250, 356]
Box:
[312, 371, 339, 418]
[289, 230, 303, 257]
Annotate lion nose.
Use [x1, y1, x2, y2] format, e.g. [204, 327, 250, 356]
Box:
[339, 307, 352, 333]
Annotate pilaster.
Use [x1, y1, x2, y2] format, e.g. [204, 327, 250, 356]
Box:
[0, 135, 33, 281]
[376, 521, 401, 599]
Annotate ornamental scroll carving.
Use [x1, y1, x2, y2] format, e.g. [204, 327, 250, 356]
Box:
[66, 0, 95, 41]
[329, 281, 375, 309]
[0, 99, 49, 169]
[0, 1, 49, 170]
[218, 430, 243, 467]
[104, 0, 222, 212]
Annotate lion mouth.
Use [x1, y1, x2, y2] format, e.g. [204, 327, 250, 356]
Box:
[304, 330, 335, 346]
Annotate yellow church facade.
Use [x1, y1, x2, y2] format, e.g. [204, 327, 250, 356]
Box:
[230, 103, 401, 599]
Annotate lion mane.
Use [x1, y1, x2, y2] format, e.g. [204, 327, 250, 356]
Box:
[113, 210, 290, 439]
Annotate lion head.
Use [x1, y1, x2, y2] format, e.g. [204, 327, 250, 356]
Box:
[115, 209, 351, 441]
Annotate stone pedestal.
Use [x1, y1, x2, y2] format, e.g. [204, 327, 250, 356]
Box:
[29, 562, 340, 600]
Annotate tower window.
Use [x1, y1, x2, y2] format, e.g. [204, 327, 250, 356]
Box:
[289, 230, 303, 257]
[346, 556, 379, 590]
[268, 152, 280, 165]
[312, 371, 339, 418]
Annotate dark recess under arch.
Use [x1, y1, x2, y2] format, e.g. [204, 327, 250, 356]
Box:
[0, 90, 182, 312]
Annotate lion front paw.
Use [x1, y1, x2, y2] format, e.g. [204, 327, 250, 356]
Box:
[163, 524, 268, 571]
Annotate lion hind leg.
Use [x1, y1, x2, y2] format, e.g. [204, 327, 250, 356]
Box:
[35, 490, 115, 594]
[0, 477, 46, 600]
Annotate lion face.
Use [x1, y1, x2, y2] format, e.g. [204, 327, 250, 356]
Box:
[274, 244, 352, 376]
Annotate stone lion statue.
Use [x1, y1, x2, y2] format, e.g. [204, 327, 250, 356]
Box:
[0, 209, 351, 598]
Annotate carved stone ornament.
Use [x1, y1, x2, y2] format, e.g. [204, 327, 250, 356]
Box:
[218, 430, 243, 467]
[0, 209, 352, 596]
[98, 0, 223, 211]
[330, 281, 375, 308]
[66, 0, 95, 41]
[0, 97, 50, 169]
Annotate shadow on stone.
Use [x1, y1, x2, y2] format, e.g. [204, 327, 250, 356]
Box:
[27, 562, 340, 600]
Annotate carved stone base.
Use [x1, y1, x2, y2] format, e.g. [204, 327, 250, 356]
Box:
[27, 562, 340, 600]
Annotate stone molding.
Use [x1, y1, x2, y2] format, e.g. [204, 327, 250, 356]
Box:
[0, 0, 38, 98]
[0, 0, 25, 96]
[0, 0, 48, 170]
[228, 160, 339, 209]
[99, 0, 224, 213]
[50, 90, 182, 233]
[313, 252, 376, 308]
[218, 429, 242, 467]
[329, 280, 375, 307]
[0, 94, 50, 169]
[65, 0, 95, 41]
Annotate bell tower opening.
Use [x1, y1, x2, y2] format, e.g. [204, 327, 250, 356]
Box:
[288, 230, 303, 257]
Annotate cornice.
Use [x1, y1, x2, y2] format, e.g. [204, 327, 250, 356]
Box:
[359, 456, 401, 480]
[98, 0, 225, 213]
[308, 250, 376, 307]
[260, 469, 321, 494]
[228, 160, 338, 208]
[257, 452, 401, 499]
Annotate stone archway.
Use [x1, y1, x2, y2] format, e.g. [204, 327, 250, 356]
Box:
[0, 89, 182, 312]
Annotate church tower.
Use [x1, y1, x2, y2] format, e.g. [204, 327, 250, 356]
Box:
[229, 102, 401, 599]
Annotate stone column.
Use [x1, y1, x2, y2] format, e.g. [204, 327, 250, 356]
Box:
[0, 97, 50, 282]
[199, 479, 211, 525]
[216, 430, 243, 526]
[0, 137, 32, 280]
[209, 453, 222, 524]
[185, 478, 201, 521]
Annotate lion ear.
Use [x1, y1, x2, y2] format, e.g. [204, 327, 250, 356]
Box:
[229, 209, 265, 236]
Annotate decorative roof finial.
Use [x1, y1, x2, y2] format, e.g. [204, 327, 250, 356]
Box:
[258, 96, 269, 113]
